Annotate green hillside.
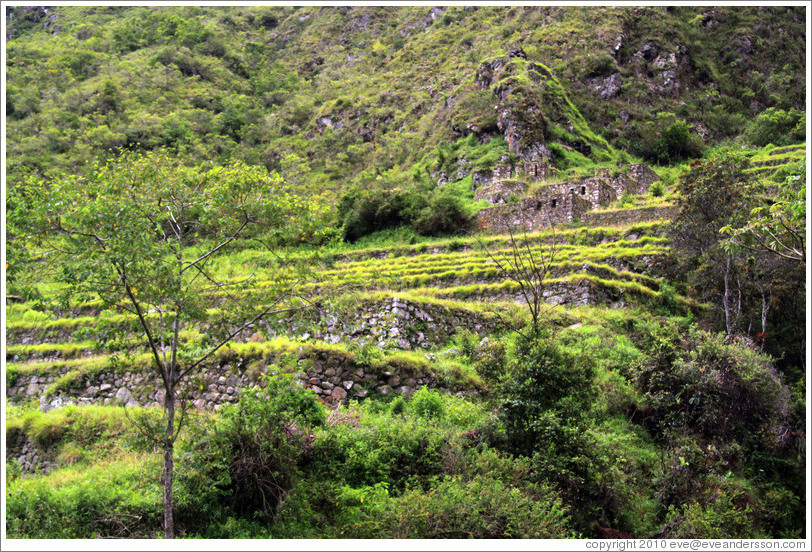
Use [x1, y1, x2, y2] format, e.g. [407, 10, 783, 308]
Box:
[3, 5, 807, 542]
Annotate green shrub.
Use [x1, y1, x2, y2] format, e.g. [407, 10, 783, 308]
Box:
[410, 387, 445, 420]
[618, 190, 634, 206]
[744, 107, 805, 147]
[310, 409, 447, 493]
[499, 333, 596, 456]
[663, 492, 765, 539]
[338, 187, 421, 242]
[5, 457, 162, 538]
[454, 328, 479, 359]
[177, 373, 325, 524]
[472, 337, 507, 385]
[643, 329, 789, 448]
[337, 474, 578, 538]
[389, 396, 406, 416]
[648, 180, 665, 198]
[412, 191, 471, 236]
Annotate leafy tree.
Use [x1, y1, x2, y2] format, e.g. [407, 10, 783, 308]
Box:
[670, 154, 756, 335]
[9, 150, 313, 538]
[636, 113, 705, 165]
[722, 164, 806, 265]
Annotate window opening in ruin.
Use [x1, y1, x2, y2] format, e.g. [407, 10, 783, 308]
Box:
[581, 185, 586, 195]
[551, 199, 557, 208]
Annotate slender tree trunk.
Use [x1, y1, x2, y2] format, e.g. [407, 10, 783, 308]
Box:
[757, 279, 769, 352]
[163, 381, 175, 539]
[723, 254, 733, 337]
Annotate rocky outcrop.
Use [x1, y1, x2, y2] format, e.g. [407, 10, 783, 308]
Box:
[587, 72, 622, 99]
[475, 51, 611, 164]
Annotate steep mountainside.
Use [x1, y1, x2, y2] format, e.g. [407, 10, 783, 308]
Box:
[5, 6, 806, 190]
[4, 5, 807, 541]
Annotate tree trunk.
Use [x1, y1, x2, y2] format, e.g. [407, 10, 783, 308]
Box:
[758, 279, 769, 352]
[163, 382, 175, 539]
[723, 254, 733, 337]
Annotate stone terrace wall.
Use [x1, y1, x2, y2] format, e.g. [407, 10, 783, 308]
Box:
[8, 297, 500, 359]
[582, 205, 678, 227]
[626, 164, 661, 194]
[476, 200, 676, 234]
[474, 179, 528, 204]
[9, 344, 474, 414]
[263, 296, 500, 351]
[8, 296, 493, 411]
[6, 349, 469, 474]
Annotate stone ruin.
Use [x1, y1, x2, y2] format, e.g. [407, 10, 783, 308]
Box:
[474, 160, 556, 204]
[474, 162, 661, 232]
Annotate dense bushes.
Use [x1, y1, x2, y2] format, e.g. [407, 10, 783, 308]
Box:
[329, 474, 577, 538]
[177, 374, 325, 523]
[6, 460, 163, 538]
[744, 107, 805, 148]
[338, 185, 472, 242]
[632, 113, 705, 165]
[643, 330, 790, 448]
[5, 313, 803, 539]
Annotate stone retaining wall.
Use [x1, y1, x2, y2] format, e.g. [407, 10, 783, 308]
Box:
[264, 296, 499, 351]
[8, 342, 477, 413]
[582, 205, 678, 227]
[8, 296, 499, 358]
[474, 192, 592, 231]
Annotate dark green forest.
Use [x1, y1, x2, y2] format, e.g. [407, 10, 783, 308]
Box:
[3, 5, 808, 542]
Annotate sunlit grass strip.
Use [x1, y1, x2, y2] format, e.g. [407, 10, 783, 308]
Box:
[6, 355, 120, 388]
[9, 223, 671, 317]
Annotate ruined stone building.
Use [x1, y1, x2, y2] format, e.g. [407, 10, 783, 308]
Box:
[474, 162, 661, 232]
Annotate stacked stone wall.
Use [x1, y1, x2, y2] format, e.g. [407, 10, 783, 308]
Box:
[7, 297, 493, 411]
[8, 345, 474, 414]
[582, 205, 678, 227]
[626, 163, 661, 194]
[474, 179, 527, 204]
[474, 191, 591, 231]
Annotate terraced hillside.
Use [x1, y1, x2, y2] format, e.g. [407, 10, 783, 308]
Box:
[4, 3, 805, 538]
[7, 211, 683, 414]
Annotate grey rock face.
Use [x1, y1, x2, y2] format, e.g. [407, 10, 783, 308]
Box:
[115, 387, 131, 404]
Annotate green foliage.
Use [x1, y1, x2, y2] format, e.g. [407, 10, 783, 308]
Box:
[5, 456, 163, 538]
[177, 373, 325, 522]
[643, 329, 789, 449]
[648, 179, 666, 198]
[333, 474, 577, 538]
[412, 190, 472, 236]
[499, 333, 596, 457]
[721, 163, 806, 264]
[409, 387, 445, 419]
[4, 7, 806, 538]
[634, 113, 705, 165]
[338, 184, 472, 242]
[471, 338, 507, 386]
[744, 108, 805, 148]
[310, 406, 447, 493]
[663, 490, 765, 539]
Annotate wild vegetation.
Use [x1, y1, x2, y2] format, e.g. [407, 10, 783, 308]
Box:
[4, 5, 807, 542]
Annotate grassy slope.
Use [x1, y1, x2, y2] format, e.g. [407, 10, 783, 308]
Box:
[6, 6, 805, 188]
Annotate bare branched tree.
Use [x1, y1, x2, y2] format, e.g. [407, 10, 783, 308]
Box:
[477, 224, 561, 339]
